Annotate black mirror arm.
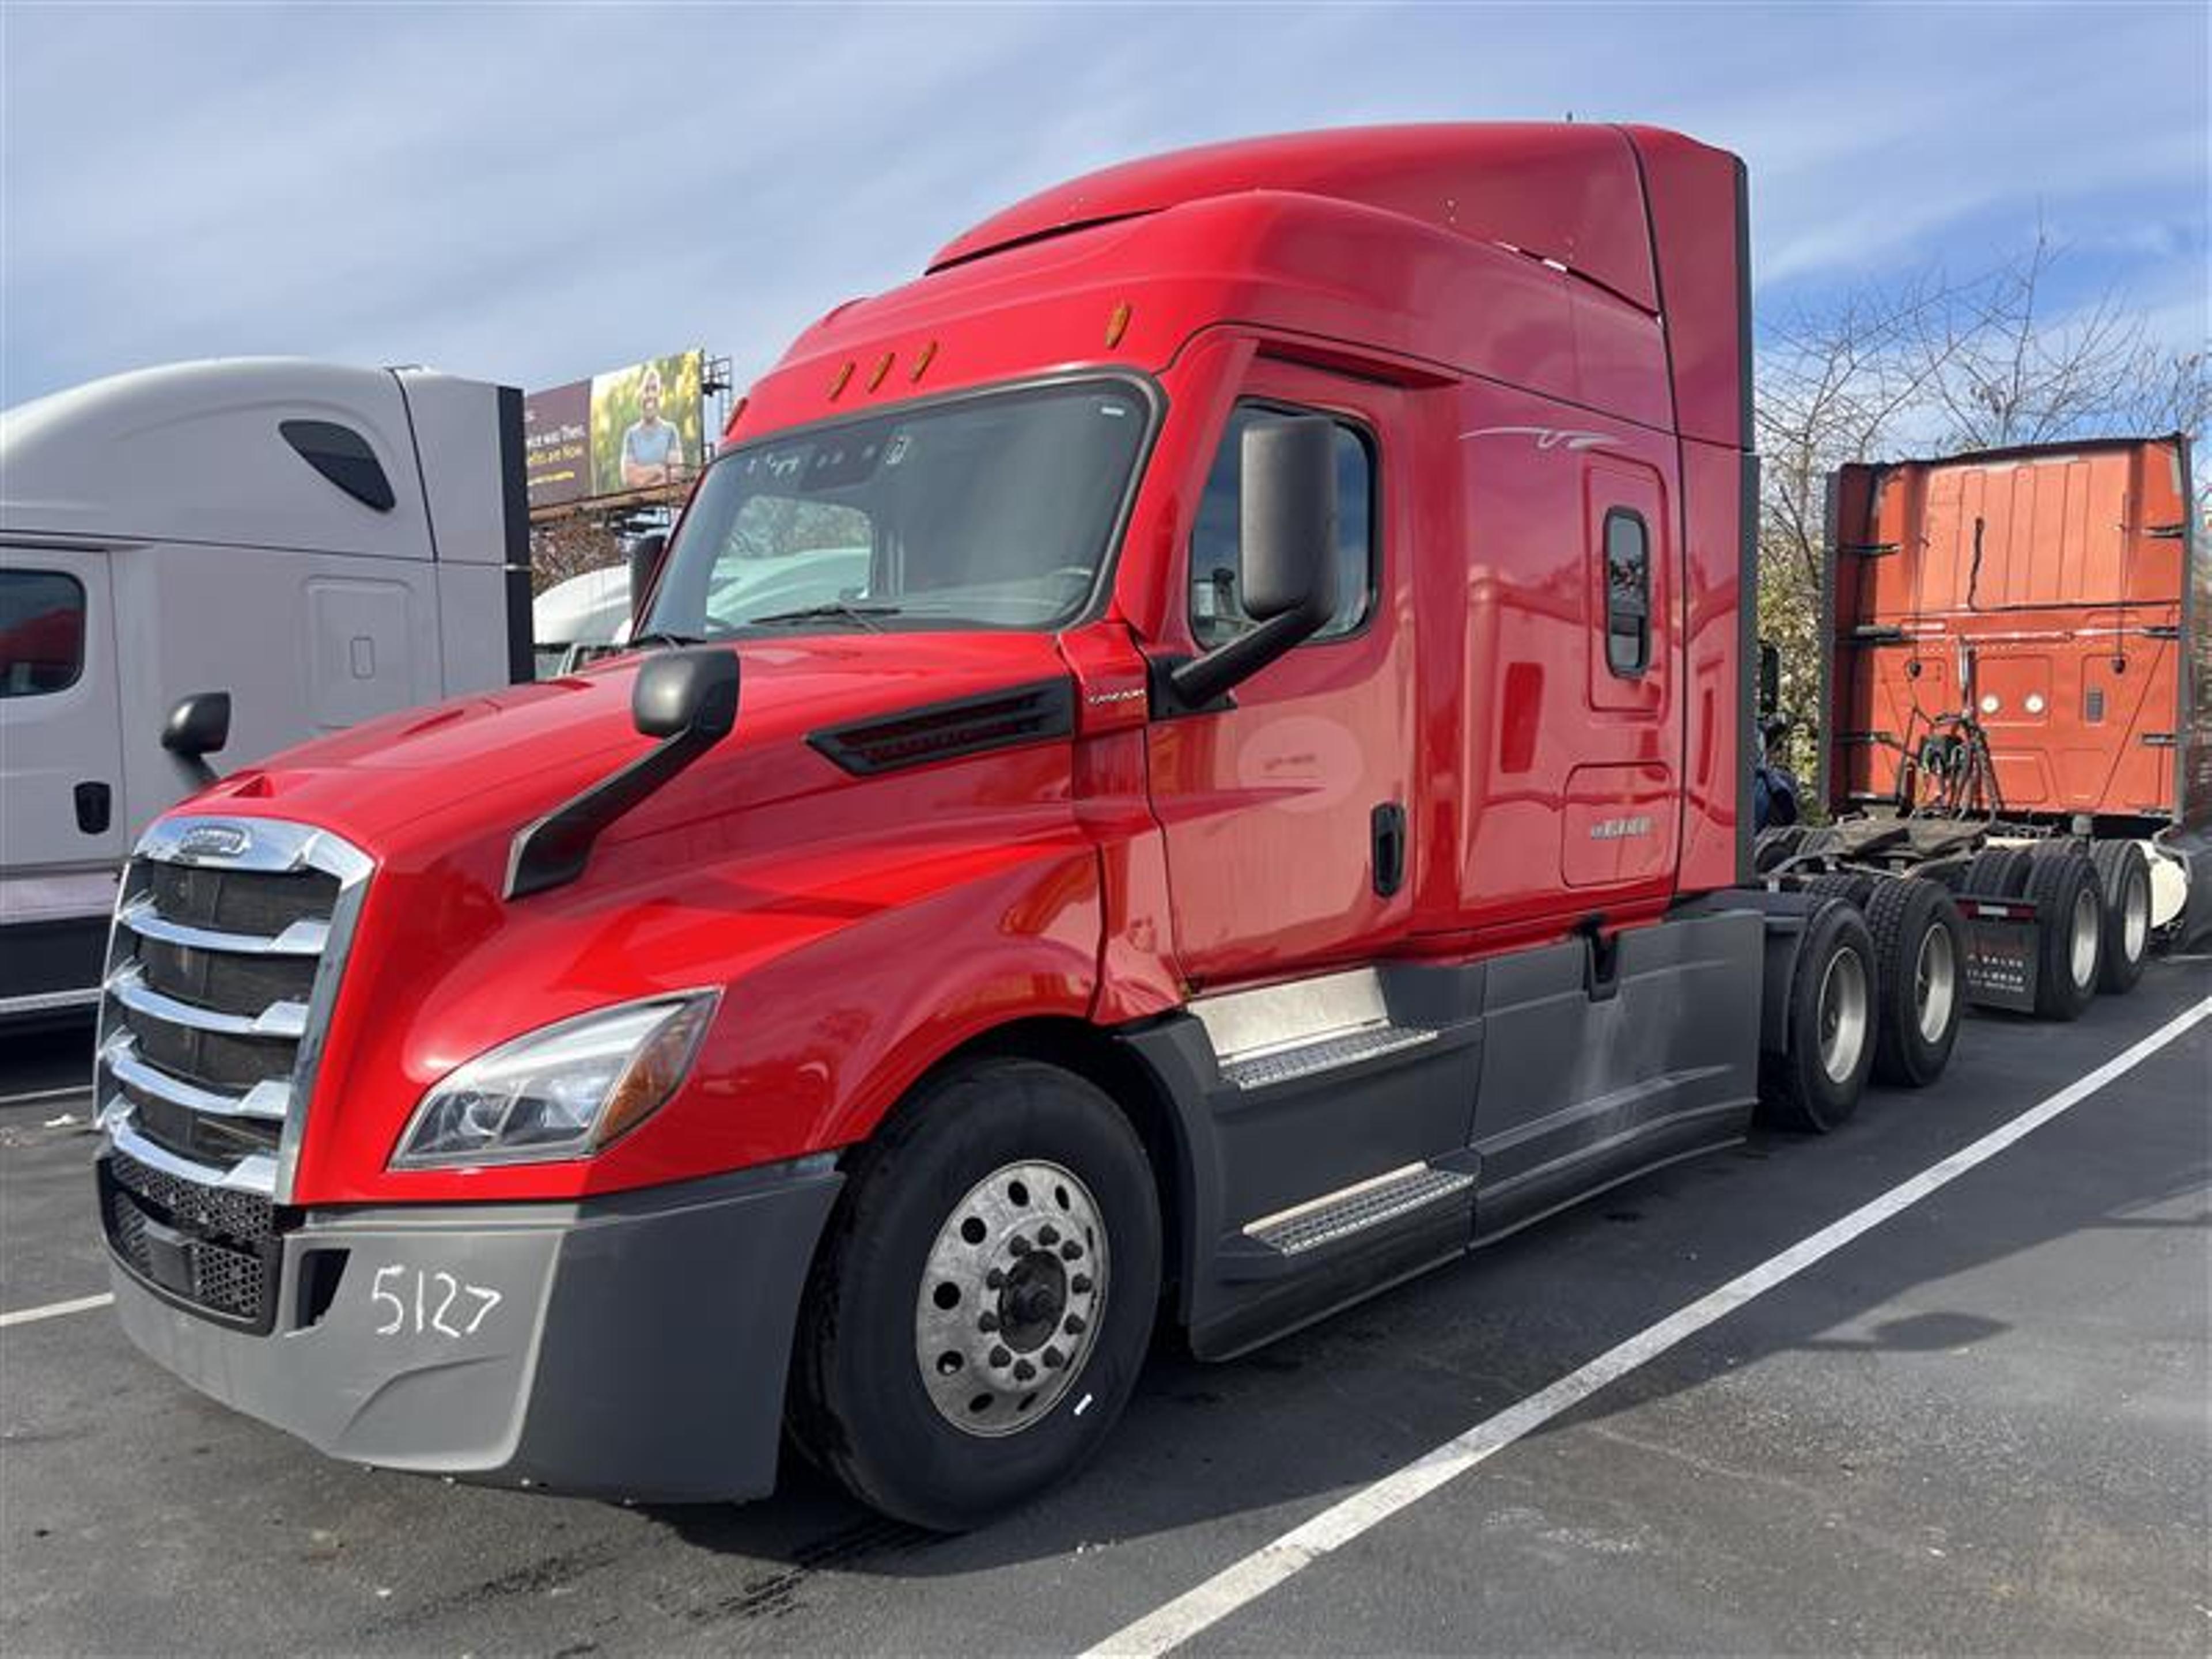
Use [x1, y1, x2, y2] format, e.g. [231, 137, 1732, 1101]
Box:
[504, 725, 717, 899]
[1164, 604, 1330, 713]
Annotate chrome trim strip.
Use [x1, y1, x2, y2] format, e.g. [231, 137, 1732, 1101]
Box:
[105, 1115, 278, 1196]
[104, 1035, 290, 1121]
[118, 895, 329, 957]
[107, 965, 309, 1040]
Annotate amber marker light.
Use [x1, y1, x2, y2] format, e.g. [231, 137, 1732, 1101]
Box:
[1105, 302, 1134, 349]
[828, 361, 854, 399]
[866, 351, 895, 392]
[910, 339, 939, 382]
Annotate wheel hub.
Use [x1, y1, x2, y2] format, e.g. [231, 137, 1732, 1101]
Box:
[914, 1159, 1108, 1438]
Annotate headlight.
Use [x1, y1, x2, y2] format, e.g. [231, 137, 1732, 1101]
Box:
[391, 991, 718, 1169]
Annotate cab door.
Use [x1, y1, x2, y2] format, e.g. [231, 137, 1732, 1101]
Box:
[0, 545, 125, 872]
[1145, 363, 1415, 988]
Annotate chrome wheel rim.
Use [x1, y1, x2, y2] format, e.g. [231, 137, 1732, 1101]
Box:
[2070, 887, 2100, 988]
[1914, 922, 1957, 1044]
[2123, 872, 2149, 963]
[1817, 947, 1870, 1085]
[914, 1159, 1108, 1438]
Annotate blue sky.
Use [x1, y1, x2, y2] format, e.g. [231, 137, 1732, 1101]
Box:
[3, 3, 2205, 408]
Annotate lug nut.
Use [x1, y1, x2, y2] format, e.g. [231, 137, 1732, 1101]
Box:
[978, 1310, 1000, 1333]
[1070, 1274, 1093, 1294]
[1038, 1224, 1060, 1246]
[1062, 1313, 1086, 1335]
[1043, 1346, 1065, 1369]
[1013, 1358, 1036, 1382]
[989, 1345, 1012, 1368]
[984, 1267, 1005, 1289]
[1008, 1236, 1032, 1257]
[1060, 1241, 1082, 1262]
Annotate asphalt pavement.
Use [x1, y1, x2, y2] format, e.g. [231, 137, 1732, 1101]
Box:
[3, 961, 2207, 1656]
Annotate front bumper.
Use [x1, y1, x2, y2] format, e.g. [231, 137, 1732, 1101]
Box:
[103, 1151, 842, 1502]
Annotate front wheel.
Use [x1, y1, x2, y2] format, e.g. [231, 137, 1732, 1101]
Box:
[789, 1059, 1162, 1531]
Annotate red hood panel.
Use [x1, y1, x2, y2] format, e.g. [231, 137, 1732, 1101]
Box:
[192, 632, 1076, 856]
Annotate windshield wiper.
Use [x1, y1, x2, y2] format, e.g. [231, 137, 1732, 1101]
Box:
[741, 601, 903, 632]
[627, 629, 707, 650]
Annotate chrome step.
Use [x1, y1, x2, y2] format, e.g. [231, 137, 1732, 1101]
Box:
[1243, 1162, 1474, 1257]
[1219, 1023, 1438, 1090]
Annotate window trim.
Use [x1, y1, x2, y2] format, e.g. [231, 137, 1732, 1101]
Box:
[1186, 397, 1382, 652]
[1601, 505, 1652, 680]
[0, 568, 89, 700]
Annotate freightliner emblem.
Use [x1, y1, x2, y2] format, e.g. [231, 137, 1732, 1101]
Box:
[177, 822, 252, 861]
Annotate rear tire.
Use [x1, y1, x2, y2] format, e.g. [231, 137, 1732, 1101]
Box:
[2088, 840, 2150, 995]
[1958, 845, 2032, 901]
[789, 1059, 1162, 1531]
[2024, 852, 2103, 1021]
[1804, 869, 1877, 908]
[1759, 900, 1877, 1132]
[1864, 877, 1967, 1088]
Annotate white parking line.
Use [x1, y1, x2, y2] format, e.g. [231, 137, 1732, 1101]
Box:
[0, 1085, 90, 1109]
[1087, 995, 2212, 1658]
[0, 1292, 113, 1329]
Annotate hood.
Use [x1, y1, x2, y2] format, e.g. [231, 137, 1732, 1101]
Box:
[187, 630, 1078, 863]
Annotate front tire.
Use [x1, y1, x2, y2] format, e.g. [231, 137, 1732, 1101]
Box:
[789, 1059, 1162, 1531]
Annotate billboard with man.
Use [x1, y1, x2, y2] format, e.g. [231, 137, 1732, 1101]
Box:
[524, 348, 705, 510]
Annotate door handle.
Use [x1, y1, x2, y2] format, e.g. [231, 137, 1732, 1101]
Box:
[74, 781, 112, 836]
[1370, 802, 1406, 898]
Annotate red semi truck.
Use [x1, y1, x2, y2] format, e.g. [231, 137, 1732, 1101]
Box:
[95, 124, 2081, 1528]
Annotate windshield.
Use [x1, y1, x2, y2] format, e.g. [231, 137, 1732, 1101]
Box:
[645, 380, 1150, 637]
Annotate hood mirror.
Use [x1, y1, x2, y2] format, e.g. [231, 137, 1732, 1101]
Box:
[161, 691, 231, 786]
[506, 647, 741, 900]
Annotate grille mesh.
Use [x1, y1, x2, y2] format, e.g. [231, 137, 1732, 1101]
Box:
[145, 863, 337, 935]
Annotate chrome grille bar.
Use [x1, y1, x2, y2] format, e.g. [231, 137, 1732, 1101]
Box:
[104, 1034, 291, 1121]
[108, 964, 309, 1039]
[119, 894, 329, 956]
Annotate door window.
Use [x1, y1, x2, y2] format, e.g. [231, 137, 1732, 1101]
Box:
[1191, 404, 1375, 648]
[0, 570, 86, 697]
[1601, 509, 1650, 678]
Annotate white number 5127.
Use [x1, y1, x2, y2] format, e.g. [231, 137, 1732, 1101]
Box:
[368, 1264, 502, 1339]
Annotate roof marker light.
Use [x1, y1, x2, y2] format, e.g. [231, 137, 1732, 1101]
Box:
[910, 339, 938, 382]
[866, 352, 895, 392]
[828, 361, 854, 400]
[1105, 302, 1133, 349]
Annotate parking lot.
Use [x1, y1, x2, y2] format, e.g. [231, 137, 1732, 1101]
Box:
[4, 960, 2207, 1656]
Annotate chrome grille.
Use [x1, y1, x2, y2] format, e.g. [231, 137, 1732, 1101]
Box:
[95, 815, 370, 1247]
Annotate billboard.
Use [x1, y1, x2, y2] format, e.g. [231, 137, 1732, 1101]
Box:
[524, 348, 705, 510]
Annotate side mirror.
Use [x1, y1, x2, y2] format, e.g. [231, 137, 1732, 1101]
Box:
[632, 645, 740, 741]
[1756, 640, 1782, 718]
[624, 531, 670, 631]
[162, 692, 231, 786]
[1168, 417, 1338, 710]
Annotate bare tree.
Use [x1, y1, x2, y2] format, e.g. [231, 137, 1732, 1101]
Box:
[1751, 230, 2210, 775]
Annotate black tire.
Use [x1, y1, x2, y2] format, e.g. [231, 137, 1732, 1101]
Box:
[1804, 869, 1877, 909]
[1755, 826, 1806, 874]
[2088, 840, 2151, 995]
[1864, 877, 1967, 1088]
[2024, 851, 2103, 1021]
[789, 1059, 1162, 1531]
[1957, 845, 2032, 902]
[1758, 900, 1878, 1132]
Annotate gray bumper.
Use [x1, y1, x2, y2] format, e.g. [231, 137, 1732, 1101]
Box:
[107, 1158, 842, 1502]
